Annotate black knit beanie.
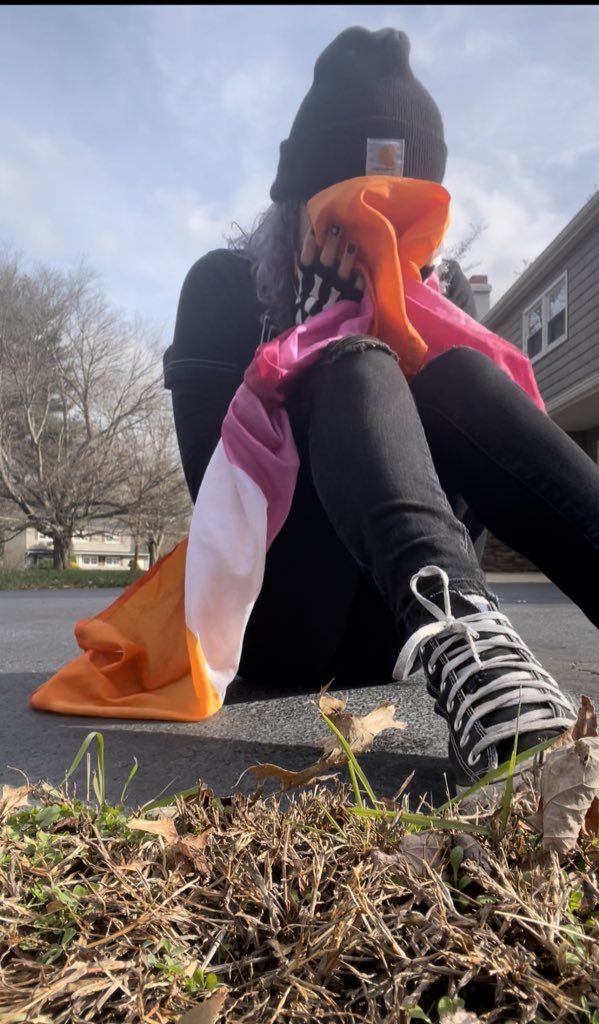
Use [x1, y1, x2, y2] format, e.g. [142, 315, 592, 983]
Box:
[270, 26, 447, 202]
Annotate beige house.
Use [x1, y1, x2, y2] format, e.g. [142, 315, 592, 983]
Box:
[3, 528, 149, 571]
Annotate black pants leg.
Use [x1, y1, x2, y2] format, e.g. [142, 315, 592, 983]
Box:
[294, 339, 491, 634]
[172, 340, 599, 692]
[412, 346, 599, 630]
[187, 339, 490, 688]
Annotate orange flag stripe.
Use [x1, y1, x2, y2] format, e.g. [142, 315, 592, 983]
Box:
[29, 540, 221, 720]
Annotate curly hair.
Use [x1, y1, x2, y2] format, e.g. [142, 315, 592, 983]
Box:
[225, 198, 449, 334]
[225, 198, 302, 333]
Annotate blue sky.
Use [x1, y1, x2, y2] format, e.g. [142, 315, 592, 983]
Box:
[1, 5, 598, 345]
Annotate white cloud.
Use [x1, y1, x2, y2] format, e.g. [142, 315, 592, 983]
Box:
[0, 109, 274, 343]
[444, 156, 565, 304]
[543, 139, 599, 171]
[145, 6, 302, 174]
[461, 27, 516, 61]
[365, 5, 469, 70]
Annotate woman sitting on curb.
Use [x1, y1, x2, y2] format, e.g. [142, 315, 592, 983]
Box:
[162, 26, 599, 788]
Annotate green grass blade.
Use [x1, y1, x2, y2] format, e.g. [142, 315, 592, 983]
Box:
[500, 695, 522, 831]
[119, 758, 139, 806]
[92, 771, 103, 807]
[319, 711, 379, 808]
[65, 731, 106, 807]
[142, 785, 199, 812]
[96, 732, 105, 806]
[348, 761, 364, 809]
[65, 731, 104, 783]
[438, 734, 557, 812]
[318, 802, 348, 839]
[349, 806, 489, 835]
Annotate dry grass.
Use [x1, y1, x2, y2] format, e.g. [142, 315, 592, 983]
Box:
[1, 771, 597, 1024]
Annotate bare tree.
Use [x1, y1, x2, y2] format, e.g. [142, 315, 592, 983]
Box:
[441, 219, 488, 275]
[118, 402, 191, 567]
[0, 250, 165, 567]
[0, 496, 26, 567]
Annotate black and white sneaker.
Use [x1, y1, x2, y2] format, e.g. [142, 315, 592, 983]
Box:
[395, 566, 577, 790]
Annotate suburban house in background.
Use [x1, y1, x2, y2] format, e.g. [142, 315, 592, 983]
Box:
[2, 528, 150, 571]
[478, 189, 599, 571]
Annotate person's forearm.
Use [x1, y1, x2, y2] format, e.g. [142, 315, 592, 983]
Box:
[171, 368, 242, 503]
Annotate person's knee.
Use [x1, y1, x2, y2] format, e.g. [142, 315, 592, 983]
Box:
[292, 335, 407, 417]
[311, 335, 407, 405]
[322, 334, 398, 365]
[412, 347, 493, 410]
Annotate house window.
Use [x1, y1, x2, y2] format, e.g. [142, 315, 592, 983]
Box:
[547, 278, 566, 344]
[105, 556, 121, 566]
[523, 273, 567, 360]
[524, 302, 543, 359]
[82, 555, 99, 566]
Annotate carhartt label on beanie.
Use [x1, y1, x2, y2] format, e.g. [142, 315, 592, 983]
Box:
[366, 138, 405, 176]
[270, 26, 447, 201]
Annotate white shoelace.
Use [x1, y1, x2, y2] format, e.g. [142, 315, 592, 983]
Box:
[394, 566, 577, 764]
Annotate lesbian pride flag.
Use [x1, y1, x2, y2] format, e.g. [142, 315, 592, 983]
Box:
[30, 178, 544, 721]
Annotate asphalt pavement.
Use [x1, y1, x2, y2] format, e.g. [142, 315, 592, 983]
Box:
[1, 582, 597, 807]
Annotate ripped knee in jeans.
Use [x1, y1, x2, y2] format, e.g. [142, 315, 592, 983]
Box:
[321, 334, 398, 366]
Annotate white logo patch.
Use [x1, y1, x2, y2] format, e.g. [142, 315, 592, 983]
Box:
[366, 138, 405, 177]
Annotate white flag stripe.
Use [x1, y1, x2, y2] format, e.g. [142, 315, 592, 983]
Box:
[185, 441, 268, 698]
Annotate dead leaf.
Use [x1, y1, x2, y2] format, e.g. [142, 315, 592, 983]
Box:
[587, 797, 599, 836]
[452, 834, 492, 873]
[177, 988, 227, 1024]
[371, 831, 446, 877]
[397, 831, 446, 875]
[128, 817, 179, 844]
[247, 698, 406, 794]
[128, 818, 213, 876]
[370, 849, 402, 872]
[0, 784, 32, 818]
[573, 695, 598, 739]
[174, 828, 212, 877]
[247, 762, 339, 793]
[548, 694, 598, 751]
[318, 691, 347, 717]
[319, 700, 407, 757]
[532, 736, 599, 855]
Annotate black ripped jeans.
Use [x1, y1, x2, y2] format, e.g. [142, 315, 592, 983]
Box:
[172, 341, 599, 688]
